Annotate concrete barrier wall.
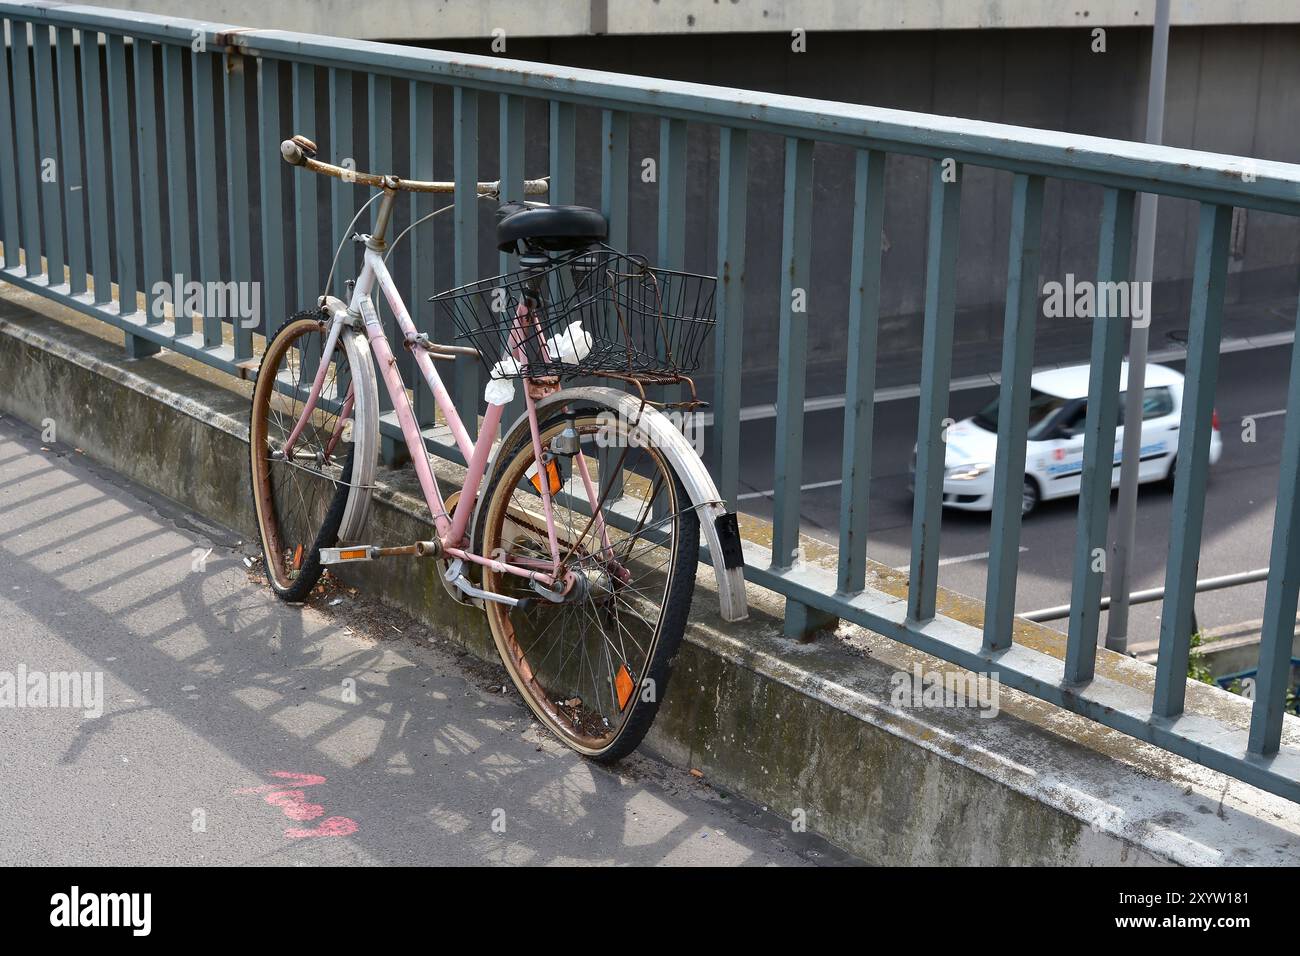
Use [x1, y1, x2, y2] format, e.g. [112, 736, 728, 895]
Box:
[4, 288, 1299, 864]
[70, 0, 1300, 38]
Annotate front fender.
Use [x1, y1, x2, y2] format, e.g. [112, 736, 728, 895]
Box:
[478, 386, 748, 622]
[321, 296, 378, 543]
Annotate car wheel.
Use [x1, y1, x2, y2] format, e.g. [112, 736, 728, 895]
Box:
[1163, 455, 1178, 490]
[1022, 477, 1039, 516]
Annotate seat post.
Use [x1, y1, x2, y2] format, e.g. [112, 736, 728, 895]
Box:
[519, 251, 549, 303]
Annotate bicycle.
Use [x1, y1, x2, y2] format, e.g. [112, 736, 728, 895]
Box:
[249, 134, 747, 760]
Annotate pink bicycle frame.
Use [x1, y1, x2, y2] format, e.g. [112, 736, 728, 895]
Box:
[279, 240, 613, 592]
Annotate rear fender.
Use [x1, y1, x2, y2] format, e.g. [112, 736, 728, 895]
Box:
[479, 386, 748, 622]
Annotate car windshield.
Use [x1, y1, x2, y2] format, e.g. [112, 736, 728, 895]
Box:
[972, 389, 1070, 440]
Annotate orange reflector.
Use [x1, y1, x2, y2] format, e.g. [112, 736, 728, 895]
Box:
[615, 664, 635, 711]
[292, 544, 304, 570]
[527, 458, 562, 495]
[337, 548, 368, 561]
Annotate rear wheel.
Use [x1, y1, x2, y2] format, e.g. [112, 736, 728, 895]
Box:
[1163, 454, 1179, 489]
[479, 399, 698, 761]
[249, 311, 373, 601]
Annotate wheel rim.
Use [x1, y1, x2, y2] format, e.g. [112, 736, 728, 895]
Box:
[482, 412, 683, 754]
[1022, 480, 1036, 514]
[249, 316, 355, 592]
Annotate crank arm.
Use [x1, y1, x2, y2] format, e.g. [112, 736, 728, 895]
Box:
[443, 559, 533, 611]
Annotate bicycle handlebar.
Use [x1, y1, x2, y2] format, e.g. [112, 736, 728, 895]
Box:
[280, 135, 549, 197]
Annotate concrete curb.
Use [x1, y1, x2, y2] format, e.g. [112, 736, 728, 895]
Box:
[4, 289, 1299, 865]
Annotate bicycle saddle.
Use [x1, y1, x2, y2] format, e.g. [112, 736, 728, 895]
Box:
[496, 203, 608, 254]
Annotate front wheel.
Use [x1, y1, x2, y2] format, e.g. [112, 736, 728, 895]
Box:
[249, 311, 377, 601]
[1022, 477, 1040, 516]
[479, 398, 698, 761]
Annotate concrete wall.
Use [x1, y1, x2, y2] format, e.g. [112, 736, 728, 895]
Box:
[73, 0, 1300, 39]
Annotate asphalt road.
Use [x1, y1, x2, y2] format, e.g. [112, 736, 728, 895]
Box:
[732, 343, 1291, 650]
[0, 414, 850, 866]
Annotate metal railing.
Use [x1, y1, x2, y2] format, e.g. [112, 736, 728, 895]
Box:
[1024, 568, 1271, 624]
[1, 1, 1298, 802]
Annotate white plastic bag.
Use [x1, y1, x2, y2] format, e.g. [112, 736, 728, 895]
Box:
[484, 354, 521, 406]
[544, 321, 593, 365]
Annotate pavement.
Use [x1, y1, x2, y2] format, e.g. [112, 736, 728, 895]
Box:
[0, 413, 853, 866]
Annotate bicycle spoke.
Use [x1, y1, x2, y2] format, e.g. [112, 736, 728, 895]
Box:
[483, 407, 696, 754]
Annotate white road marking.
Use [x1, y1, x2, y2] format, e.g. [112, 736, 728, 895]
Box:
[891, 546, 1027, 571]
[697, 329, 1296, 426]
[1241, 409, 1286, 421]
[737, 478, 843, 501]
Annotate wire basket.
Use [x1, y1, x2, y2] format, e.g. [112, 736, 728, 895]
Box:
[431, 248, 716, 381]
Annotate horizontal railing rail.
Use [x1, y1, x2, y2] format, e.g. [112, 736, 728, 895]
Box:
[1, 0, 1298, 803]
[1024, 567, 1272, 623]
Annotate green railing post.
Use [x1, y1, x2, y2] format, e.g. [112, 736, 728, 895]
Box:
[133, 39, 164, 339]
[1063, 188, 1136, 684]
[328, 68, 355, 301]
[256, 57, 286, 340]
[907, 160, 962, 625]
[711, 127, 748, 510]
[54, 27, 84, 296]
[772, 136, 835, 639]
[32, 24, 64, 287]
[982, 173, 1045, 651]
[195, 50, 224, 349]
[0, 17, 23, 270]
[1152, 203, 1233, 717]
[836, 148, 886, 596]
[162, 44, 193, 337]
[452, 86, 480, 442]
[597, 108, 629, 502]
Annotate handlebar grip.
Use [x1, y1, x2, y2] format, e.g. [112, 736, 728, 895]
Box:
[280, 139, 304, 166]
[281, 134, 318, 167]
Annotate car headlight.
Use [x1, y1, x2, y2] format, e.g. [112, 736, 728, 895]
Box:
[946, 462, 992, 481]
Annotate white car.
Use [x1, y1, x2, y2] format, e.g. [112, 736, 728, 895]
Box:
[914, 363, 1222, 515]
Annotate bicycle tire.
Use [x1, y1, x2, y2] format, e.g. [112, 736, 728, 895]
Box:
[478, 396, 698, 761]
[249, 311, 371, 602]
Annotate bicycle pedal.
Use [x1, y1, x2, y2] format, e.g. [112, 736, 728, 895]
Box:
[320, 545, 378, 565]
[320, 541, 439, 565]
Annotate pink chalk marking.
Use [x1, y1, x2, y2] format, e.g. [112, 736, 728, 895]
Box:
[270, 771, 326, 785]
[234, 771, 326, 795]
[285, 816, 359, 839]
[264, 790, 325, 821]
[235, 771, 358, 839]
